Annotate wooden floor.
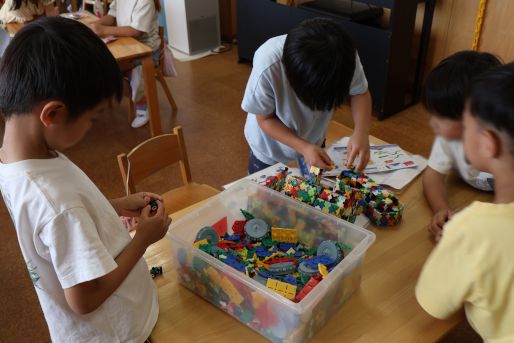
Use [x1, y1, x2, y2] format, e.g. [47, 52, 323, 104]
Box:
[0, 48, 479, 342]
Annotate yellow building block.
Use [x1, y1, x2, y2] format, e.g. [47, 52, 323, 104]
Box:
[318, 263, 328, 279]
[271, 227, 298, 243]
[266, 278, 297, 300]
[193, 239, 209, 248]
[219, 277, 244, 305]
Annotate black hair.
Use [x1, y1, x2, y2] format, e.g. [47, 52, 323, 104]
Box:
[282, 17, 356, 112]
[422, 50, 501, 120]
[11, 0, 23, 10]
[468, 62, 514, 146]
[0, 16, 123, 120]
[11, 0, 33, 11]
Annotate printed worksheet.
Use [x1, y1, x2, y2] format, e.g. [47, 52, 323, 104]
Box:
[324, 137, 418, 176]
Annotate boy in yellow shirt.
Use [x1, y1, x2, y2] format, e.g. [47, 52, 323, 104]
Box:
[416, 63, 514, 342]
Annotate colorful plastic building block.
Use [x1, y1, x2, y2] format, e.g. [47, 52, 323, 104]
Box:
[268, 262, 297, 275]
[271, 227, 298, 243]
[295, 276, 321, 302]
[149, 199, 158, 212]
[283, 175, 321, 205]
[266, 278, 297, 300]
[317, 240, 344, 264]
[232, 220, 246, 236]
[264, 167, 289, 191]
[303, 255, 335, 269]
[244, 218, 270, 242]
[195, 226, 219, 244]
[150, 266, 162, 278]
[211, 216, 228, 237]
[318, 264, 328, 278]
[219, 277, 244, 305]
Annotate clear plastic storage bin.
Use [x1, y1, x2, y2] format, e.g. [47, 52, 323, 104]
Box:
[167, 180, 376, 343]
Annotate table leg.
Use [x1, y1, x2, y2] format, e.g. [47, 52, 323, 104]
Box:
[141, 55, 162, 136]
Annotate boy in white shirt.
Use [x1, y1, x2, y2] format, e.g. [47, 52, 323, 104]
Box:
[421, 51, 501, 242]
[88, 0, 161, 129]
[416, 62, 514, 343]
[0, 17, 171, 342]
[242, 18, 372, 173]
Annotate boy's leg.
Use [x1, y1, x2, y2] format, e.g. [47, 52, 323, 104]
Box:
[248, 150, 273, 174]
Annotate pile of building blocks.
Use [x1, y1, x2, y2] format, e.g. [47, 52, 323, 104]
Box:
[265, 166, 403, 226]
[191, 210, 352, 303]
[335, 169, 404, 226]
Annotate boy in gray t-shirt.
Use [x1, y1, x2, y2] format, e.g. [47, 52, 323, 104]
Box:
[242, 18, 372, 173]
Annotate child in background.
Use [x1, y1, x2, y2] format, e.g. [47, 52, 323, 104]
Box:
[0, 17, 170, 342]
[88, 0, 161, 128]
[421, 51, 501, 242]
[0, 0, 58, 23]
[242, 18, 372, 174]
[416, 62, 514, 343]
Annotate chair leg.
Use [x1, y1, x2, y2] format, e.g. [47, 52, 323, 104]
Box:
[128, 98, 135, 123]
[156, 71, 178, 112]
[123, 77, 135, 123]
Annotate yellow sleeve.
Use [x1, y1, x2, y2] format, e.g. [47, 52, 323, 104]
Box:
[415, 212, 476, 319]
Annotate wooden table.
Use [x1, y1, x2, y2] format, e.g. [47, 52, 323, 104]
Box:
[5, 16, 163, 137]
[145, 120, 493, 342]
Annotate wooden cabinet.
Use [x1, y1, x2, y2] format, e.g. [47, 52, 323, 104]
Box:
[219, 0, 237, 42]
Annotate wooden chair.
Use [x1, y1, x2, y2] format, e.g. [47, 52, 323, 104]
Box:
[117, 126, 219, 215]
[127, 26, 177, 123]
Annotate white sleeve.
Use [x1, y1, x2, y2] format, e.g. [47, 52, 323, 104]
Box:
[427, 137, 454, 175]
[107, 0, 116, 17]
[39, 208, 118, 289]
[241, 49, 276, 116]
[348, 52, 369, 96]
[130, 0, 155, 33]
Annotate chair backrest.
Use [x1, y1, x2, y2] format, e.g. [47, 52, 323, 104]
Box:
[117, 126, 192, 194]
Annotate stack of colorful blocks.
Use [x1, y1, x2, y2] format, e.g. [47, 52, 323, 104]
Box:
[336, 170, 404, 226]
[265, 166, 403, 226]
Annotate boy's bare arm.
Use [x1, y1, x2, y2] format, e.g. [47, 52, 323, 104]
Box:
[423, 167, 448, 213]
[255, 113, 333, 168]
[63, 203, 171, 315]
[88, 21, 142, 38]
[94, 15, 116, 27]
[423, 167, 451, 241]
[348, 91, 372, 171]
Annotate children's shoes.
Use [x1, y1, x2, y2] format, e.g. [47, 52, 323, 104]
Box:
[131, 109, 149, 128]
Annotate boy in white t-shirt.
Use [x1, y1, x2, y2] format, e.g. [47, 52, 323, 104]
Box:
[88, 0, 161, 129]
[421, 51, 501, 242]
[0, 17, 171, 342]
[242, 18, 372, 173]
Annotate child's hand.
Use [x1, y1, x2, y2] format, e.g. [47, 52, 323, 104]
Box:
[429, 209, 451, 242]
[301, 144, 334, 170]
[346, 133, 370, 172]
[133, 200, 171, 247]
[111, 192, 162, 217]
